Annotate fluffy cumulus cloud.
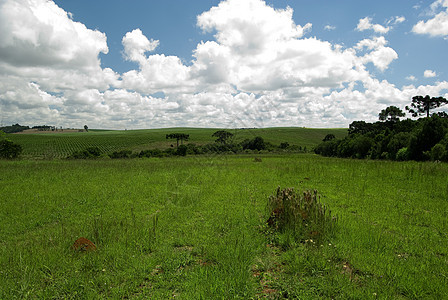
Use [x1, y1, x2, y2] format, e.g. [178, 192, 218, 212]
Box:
[413, 0, 448, 37]
[0, 0, 447, 129]
[122, 29, 159, 64]
[357, 17, 390, 34]
[424, 70, 437, 78]
[0, 0, 119, 127]
[356, 16, 405, 35]
[354, 36, 398, 71]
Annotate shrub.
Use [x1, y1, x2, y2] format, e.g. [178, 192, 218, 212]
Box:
[387, 132, 411, 160]
[352, 135, 374, 158]
[109, 150, 133, 159]
[0, 139, 23, 159]
[241, 136, 266, 151]
[396, 147, 410, 161]
[175, 145, 188, 156]
[279, 142, 290, 149]
[430, 143, 447, 161]
[323, 133, 336, 142]
[266, 187, 337, 243]
[314, 139, 340, 157]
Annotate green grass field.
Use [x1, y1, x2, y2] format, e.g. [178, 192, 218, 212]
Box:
[1, 154, 447, 298]
[7, 127, 347, 159]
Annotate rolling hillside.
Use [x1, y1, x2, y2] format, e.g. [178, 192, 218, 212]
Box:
[7, 127, 347, 159]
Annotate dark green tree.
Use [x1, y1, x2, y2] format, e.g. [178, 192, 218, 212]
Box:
[434, 111, 448, 118]
[212, 130, 234, 144]
[405, 95, 448, 118]
[84, 125, 89, 132]
[323, 134, 336, 142]
[348, 121, 374, 135]
[175, 145, 188, 156]
[279, 142, 290, 149]
[242, 136, 266, 151]
[0, 133, 23, 159]
[166, 133, 189, 148]
[408, 115, 447, 160]
[0, 123, 29, 133]
[379, 106, 405, 122]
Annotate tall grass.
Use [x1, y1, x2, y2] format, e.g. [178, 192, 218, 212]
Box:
[0, 154, 447, 298]
[267, 187, 337, 245]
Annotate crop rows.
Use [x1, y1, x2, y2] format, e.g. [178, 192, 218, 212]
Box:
[8, 131, 155, 158]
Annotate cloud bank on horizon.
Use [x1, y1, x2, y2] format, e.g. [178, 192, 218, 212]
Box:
[0, 0, 447, 129]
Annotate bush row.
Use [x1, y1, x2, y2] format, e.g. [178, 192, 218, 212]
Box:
[67, 136, 309, 159]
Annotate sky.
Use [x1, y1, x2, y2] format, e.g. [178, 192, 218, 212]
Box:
[1, 0, 448, 129]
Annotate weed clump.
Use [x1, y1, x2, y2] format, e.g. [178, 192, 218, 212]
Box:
[267, 187, 337, 243]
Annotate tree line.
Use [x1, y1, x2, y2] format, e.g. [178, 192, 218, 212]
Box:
[315, 95, 448, 161]
[68, 131, 308, 159]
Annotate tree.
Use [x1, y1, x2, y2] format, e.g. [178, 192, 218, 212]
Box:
[405, 95, 448, 118]
[0, 139, 23, 159]
[166, 133, 189, 148]
[84, 125, 89, 132]
[379, 106, 405, 122]
[279, 142, 290, 149]
[348, 121, 374, 135]
[0, 123, 29, 133]
[434, 111, 448, 118]
[212, 130, 234, 144]
[242, 136, 266, 151]
[175, 145, 188, 156]
[323, 134, 336, 142]
[408, 115, 446, 160]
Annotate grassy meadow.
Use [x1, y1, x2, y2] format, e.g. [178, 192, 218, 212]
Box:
[1, 153, 447, 298]
[7, 127, 347, 159]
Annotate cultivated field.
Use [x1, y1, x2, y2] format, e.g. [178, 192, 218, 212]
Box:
[1, 154, 447, 298]
[7, 127, 348, 159]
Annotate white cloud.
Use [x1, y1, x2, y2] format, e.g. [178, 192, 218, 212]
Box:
[413, 0, 448, 37]
[406, 75, 417, 81]
[0, 0, 447, 129]
[354, 36, 398, 71]
[356, 17, 390, 34]
[0, 0, 108, 70]
[424, 69, 437, 77]
[193, 1, 359, 92]
[197, 0, 312, 50]
[324, 25, 336, 31]
[122, 29, 159, 64]
[386, 16, 406, 26]
[0, 0, 119, 95]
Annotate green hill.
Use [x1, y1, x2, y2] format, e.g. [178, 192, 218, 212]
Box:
[7, 127, 347, 159]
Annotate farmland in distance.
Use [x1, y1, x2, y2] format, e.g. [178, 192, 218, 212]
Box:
[7, 127, 348, 159]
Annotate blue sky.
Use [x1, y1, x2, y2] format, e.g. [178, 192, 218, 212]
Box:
[1, 0, 448, 129]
